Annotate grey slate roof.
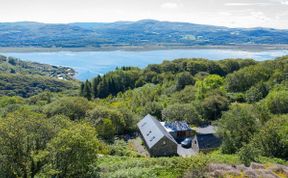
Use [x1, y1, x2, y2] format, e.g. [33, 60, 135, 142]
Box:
[137, 114, 177, 149]
[197, 134, 222, 149]
[195, 125, 217, 134]
[195, 125, 221, 150]
[164, 121, 192, 132]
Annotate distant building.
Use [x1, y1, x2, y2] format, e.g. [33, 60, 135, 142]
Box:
[137, 114, 178, 157]
[161, 121, 193, 143]
[192, 125, 221, 153]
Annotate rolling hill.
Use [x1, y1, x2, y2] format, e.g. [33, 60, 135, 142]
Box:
[0, 20, 288, 48]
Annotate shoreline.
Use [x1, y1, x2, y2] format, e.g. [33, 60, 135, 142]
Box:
[1, 45, 288, 53]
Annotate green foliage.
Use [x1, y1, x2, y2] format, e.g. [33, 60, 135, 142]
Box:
[2, 56, 288, 177]
[245, 82, 269, 103]
[201, 93, 229, 121]
[176, 72, 195, 91]
[45, 96, 91, 120]
[0, 72, 78, 97]
[96, 118, 116, 140]
[226, 64, 272, 92]
[83, 58, 254, 99]
[142, 101, 163, 119]
[217, 104, 261, 154]
[0, 108, 65, 177]
[162, 103, 202, 124]
[0, 55, 75, 79]
[81, 80, 92, 100]
[195, 74, 224, 99]
[45, 123, 100, 177]
[109, 140, 140, 157]
[253, 115, 288, 159]
[264, 88, 288, 114]
[239, 144, 261, 166]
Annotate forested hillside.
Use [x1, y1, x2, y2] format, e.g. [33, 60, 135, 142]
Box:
[0, 55, 78, 97]
[1, 20, 288, 48]
[0, 56, 288, 177]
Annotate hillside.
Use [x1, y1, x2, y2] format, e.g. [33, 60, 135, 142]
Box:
[0, 55, 78, 97]
[1, 20, 288, 48]
[0, 56, 288, 177]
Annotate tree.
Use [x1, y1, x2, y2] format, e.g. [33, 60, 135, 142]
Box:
[0, 108, 62, 178]
[201, 93, 229, 121]
[80, 82, 84, 96]
[226, 64, 272, 92]
[92, 75, 101, 98]
[176, 72, 195, 91]
[96, 118, 116, 140]
[45, 123, 100, 178]
[45, 97, 91, 120]
[217, 104, 261, 154]
[162, 103, 202, 124]
[97, 78, 109, 98]
[83, 80, 92, 100]
[264, 89, 288, 114]
[253, 115, 288, 159]
[239, 143, 261, 166]
[245, 82, 269, 103]
[142, 101, 163, 120]
[195, 74, 224, 99]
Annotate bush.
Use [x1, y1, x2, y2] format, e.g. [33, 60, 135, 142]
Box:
[264, 89, 288, 114]
[253, 115, 288, 159]
[239, 144, 261, 166]
[45, 97, 91, 120]
[162, 103, 202, 124]
[217, 104, 261, 154]
[45, 123, 100, 178]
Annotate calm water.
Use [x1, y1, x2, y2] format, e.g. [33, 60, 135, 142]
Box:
[2, 49, 288, 80]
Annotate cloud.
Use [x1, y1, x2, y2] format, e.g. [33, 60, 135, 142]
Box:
[281, 0, 288, 5]
[161, 2, 181, 9]
[225, 2, 270, 6]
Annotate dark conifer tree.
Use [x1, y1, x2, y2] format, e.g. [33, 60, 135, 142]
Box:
[83, 80, 92, 100]
[80, 82, 85, 96]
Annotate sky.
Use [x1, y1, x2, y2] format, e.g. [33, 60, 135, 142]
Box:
[0, 0, 288, 29]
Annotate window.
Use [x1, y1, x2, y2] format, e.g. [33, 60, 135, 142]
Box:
[146, 130, 152, 136]
[163, 141, 166, 145]
[141, 122, 147, 127]
[149, 136, 155, 142]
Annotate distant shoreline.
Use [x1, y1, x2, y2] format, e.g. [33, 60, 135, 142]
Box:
[1, 45, 288, 53]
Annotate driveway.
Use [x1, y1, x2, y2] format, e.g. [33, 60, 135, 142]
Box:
[177, 144, 196, 157]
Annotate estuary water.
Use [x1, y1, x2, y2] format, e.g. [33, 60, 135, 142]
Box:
[2, 49, 288, 80]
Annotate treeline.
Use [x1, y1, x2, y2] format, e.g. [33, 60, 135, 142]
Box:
[80, 58, 256, 99]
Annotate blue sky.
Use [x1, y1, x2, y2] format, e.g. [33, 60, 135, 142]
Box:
[0, 0, 288, 28]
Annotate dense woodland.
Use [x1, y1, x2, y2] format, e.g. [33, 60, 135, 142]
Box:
[0, 55, 288, 177]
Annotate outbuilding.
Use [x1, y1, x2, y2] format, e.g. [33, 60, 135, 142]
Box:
[191, 125, 221, 153]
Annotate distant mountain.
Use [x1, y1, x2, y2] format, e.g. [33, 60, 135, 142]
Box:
[0, 20, 288, 48]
